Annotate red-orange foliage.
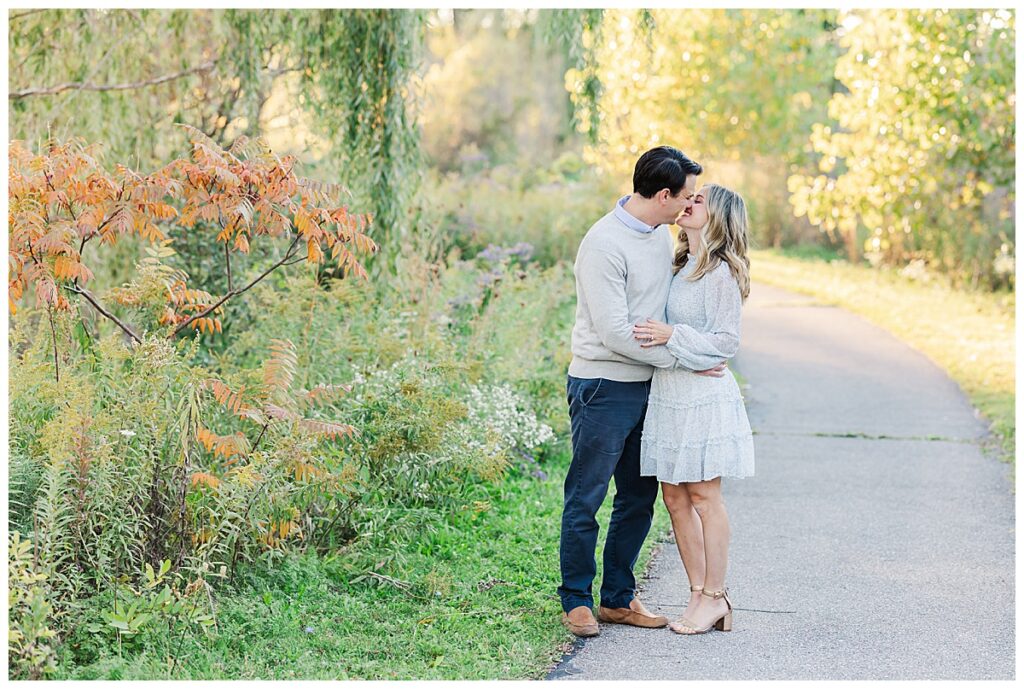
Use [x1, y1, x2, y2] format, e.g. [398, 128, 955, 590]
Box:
[8, 129, 377, 340]
[196, 338, 355, 490]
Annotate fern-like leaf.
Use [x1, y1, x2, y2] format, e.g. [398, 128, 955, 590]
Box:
[196, 428, 250, 458]
[262, 339, 297, 395]
[296, 177, 352, 205]
[206, 379, 246, 415]
[175, 124, 242, 166]
[299, 418, 356, 440]
[299, 383, 352, 408]
[191, 471, 221, 489]
[263, 403, 299, 422]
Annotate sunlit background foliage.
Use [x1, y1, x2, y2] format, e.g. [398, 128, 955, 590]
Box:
[11, 8, 1013, 286]
[7, 7, 1015, 680]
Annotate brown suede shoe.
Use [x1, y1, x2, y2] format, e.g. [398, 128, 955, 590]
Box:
[561, 605, 600, 637]
[597, 598, 668, 628]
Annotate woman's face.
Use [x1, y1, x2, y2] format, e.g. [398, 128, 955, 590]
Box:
[677, 187, 709, 230]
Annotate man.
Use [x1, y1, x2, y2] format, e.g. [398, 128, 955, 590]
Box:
[559, 146, 726, 637]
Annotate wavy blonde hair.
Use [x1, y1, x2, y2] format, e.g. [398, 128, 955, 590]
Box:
[673, 183, 751, 301]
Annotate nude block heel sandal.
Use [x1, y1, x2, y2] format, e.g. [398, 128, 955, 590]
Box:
[707, 588, 733, 632]
[671, 587, 733, 635]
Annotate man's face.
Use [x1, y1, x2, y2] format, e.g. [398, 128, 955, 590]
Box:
[661, 175, 697, 225]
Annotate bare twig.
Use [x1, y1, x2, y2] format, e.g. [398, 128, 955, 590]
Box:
[365, 571, 413, 591]
[225, 243, 233, 292]
[282, 254, 309, 267]
[10, 59, 217, 99]
[266, 62, 307, 78]
[170, 582, 203, 676]
[251, 422, 270, 454]
[47, 305, 60, 383]
[10, 9, 47, 21]
[63, 284, 142, 344]
[418, 606, 537, 620]
[170, 235, 301, 337]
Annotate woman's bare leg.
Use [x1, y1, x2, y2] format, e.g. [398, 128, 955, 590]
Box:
[682, 477, 731, 630]
[661, 482, 705, 624]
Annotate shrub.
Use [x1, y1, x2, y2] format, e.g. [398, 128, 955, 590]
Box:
[8, 532, 59, 679]
[427, 161, 619, 267]
[7, 136, 575, 675]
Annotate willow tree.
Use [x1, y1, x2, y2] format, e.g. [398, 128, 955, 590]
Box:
[788, 9, 1015, 287]
[9, 9, 428, 270]
[7, 9, 292, 167]
[292, 10, 426, 271]
[584, 9, 836, 167]
[555, 9, 838, 246]
[539, 9, 607, 143]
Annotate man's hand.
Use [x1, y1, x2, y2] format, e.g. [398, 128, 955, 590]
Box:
[695, 361, 728, 377]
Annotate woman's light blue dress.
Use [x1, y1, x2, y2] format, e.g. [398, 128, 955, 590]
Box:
[640, 258, 755, 483]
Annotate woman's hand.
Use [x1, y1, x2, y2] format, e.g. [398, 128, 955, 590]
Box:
[633, 319, 674, 348]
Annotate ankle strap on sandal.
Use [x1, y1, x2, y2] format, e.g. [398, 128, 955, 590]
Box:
[690, 585, 703, 592]
[701, 588, 728, 599]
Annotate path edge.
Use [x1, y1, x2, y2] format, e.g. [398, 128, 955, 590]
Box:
[543, 529, 673, 680]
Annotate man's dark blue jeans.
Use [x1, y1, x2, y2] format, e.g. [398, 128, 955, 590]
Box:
[558, 375, 659, 613]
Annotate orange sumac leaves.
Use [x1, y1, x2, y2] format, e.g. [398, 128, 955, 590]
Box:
[197, 427, 250, 458]
[200, 340, 356, 472]
[205, 379, 247, 415]
[191, 471, 221, 489]
[8, 133, 377, 340]
[291, 460, 326, 482]
[300, 383, 352, 407]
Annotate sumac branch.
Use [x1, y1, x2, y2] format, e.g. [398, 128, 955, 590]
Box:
[8, 130, 377, 344]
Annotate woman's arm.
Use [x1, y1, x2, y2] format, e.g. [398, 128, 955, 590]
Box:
[633, 266, 742, 369]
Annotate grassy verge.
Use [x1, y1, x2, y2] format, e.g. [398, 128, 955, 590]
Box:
[53, 446, 672, 680]
[749, 248, 1015, 459]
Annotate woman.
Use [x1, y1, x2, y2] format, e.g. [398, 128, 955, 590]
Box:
[632, 183, 754, 635]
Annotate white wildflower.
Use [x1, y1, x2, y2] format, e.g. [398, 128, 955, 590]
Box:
[465, 383, 554, 453]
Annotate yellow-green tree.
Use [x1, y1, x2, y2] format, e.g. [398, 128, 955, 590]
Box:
[789, 9, 1014, 287]
[571, 9, 839, 245]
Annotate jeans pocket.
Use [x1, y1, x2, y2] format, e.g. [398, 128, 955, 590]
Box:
[579, 378, 604, 408]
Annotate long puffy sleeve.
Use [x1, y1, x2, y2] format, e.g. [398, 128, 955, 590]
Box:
[576, 247, 683, 369]
[664, 264, 742, 370]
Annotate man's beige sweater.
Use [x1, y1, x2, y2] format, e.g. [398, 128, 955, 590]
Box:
[568, 210, 685, 382]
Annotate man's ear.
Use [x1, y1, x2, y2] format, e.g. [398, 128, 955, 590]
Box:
[657, 188, 670, 204]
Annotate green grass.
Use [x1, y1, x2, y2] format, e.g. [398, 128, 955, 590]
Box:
[750, 248, 1015, 460]
[52, 447, 672, 680]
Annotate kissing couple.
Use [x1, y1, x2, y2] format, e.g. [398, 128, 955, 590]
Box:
[559, 146, 755, 637]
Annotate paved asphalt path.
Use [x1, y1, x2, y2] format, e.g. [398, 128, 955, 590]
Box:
[549, 282, 1014, 681]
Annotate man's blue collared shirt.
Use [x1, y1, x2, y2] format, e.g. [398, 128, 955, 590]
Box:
[613, 195, 660, 234]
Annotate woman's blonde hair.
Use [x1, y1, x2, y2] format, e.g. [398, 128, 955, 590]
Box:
[673, 183, 751, 301]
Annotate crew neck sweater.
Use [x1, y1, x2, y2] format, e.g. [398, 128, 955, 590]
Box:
[568, 210, 684, 381]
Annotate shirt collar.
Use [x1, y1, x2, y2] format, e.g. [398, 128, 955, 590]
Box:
[613, 195, 660, 234]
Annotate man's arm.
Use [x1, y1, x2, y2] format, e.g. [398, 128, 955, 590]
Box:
[576, 247, 683, 369]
